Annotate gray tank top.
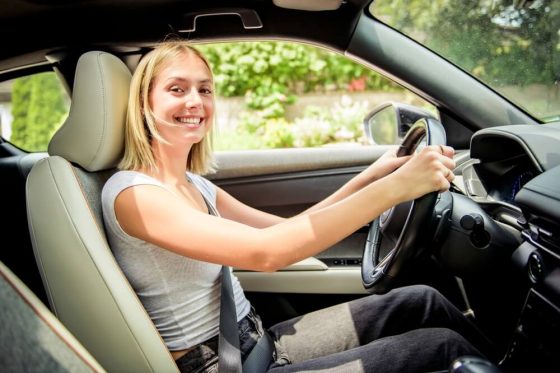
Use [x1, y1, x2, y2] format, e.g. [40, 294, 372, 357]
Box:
[101, 170, 251, 351]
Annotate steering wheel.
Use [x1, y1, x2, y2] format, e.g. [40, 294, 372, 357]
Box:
[361, 117, 447, 294]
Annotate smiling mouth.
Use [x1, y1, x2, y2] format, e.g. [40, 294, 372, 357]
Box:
[175, 116, 203, 127]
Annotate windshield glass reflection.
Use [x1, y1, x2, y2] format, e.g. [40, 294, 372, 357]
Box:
[370, 0, 560, 123]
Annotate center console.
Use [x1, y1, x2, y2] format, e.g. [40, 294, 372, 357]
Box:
[504, 167, 560, 372]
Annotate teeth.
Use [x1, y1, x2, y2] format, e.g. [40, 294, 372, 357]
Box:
[177, 117, 201, 125]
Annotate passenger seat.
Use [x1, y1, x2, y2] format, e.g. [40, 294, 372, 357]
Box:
[0, 260, 104, 372]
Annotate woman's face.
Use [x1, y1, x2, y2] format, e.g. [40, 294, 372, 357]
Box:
[148, 51, 214, 146]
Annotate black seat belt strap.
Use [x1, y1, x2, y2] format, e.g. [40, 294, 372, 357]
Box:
[219, 266, 274, 373]
[219, 266, 242, 373]
[242, 330, 274, 373]
[201, 191, 270, 372]
[199, 188, 242, 372]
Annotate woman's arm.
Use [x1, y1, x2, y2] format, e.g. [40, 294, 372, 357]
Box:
[215, 146, 433, 228]
[297, 146, 411, 215]
[115, 146, 454, 272]
[215, 187, 286, 228]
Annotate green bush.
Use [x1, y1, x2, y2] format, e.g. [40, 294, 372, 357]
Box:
[213, 128, 264, 151]
[263, 118, 294, 148]
[216, 95, 371, 151]
[198, 41, 399, 97]
[10, 73, 69, 151]
[199, 41, 400, 149]
[292, 95, 370, 147]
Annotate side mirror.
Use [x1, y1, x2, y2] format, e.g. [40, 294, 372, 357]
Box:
[363, 102, 438, 145]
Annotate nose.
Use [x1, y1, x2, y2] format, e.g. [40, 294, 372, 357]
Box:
[184, 87, 202, 109]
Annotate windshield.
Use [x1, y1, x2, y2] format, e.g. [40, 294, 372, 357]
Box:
[370, 0, 560, 123]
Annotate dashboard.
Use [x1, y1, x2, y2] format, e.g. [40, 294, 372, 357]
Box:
[460, 122, 560, 371]
[457, 122, 560, 264]
[457, 123, 560, 209]
[459, 154, 539, 207]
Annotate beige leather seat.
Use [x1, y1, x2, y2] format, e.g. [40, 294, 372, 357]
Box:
[26, 51, 178, 372]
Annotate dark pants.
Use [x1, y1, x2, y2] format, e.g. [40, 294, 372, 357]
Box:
[175, 307, 264, 373]
[268, 285, 491, 372]
[178, 285, 491, 373]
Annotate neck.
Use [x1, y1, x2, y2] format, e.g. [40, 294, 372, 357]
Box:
[148, 141, 193, 184]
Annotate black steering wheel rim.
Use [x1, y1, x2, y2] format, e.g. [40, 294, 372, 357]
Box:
[361, 118, 446, 293]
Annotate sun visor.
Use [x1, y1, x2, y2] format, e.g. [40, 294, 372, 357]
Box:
[273, 0, 343, 11]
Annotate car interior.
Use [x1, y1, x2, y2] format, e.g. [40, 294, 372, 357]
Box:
[1, 1, 559, 372]
[0, 257, 108, 372]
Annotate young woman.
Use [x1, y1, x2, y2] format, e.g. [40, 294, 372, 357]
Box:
[102, 40, 491, 372]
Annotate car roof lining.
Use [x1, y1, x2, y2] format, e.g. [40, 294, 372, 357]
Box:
[0, 0, 369, 73]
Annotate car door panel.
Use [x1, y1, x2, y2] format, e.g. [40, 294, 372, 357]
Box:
[211, 146, 385, 215]
[214, 166, 365, 217]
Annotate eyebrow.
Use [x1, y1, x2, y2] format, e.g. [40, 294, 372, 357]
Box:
[165, 76, 213, 84]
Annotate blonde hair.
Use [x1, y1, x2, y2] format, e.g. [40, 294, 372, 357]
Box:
[119, 40, 215, 174]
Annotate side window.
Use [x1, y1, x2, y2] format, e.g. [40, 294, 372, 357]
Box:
[0, 72, 70, 152]
[197, 41, 435, 150]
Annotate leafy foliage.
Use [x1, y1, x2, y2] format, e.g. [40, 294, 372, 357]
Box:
[292, 96, 370, 147]
[216, 94, 374, 150]
[198, 41, 401, 149]
[10, 73, 68, 151]
[197, 42, 398, 97]
[373, 0, 559, 87]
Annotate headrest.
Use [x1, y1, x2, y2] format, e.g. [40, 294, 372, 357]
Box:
[48, 51, 132, 172]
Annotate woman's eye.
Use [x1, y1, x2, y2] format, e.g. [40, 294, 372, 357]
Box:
[170, 86, 184, 93]
[200, 88, 213, 95]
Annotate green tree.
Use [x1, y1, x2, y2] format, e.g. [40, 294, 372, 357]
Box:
[10, 72, 68, 151]
[373, 0, 559, 87]
[10, 76, 32, 148]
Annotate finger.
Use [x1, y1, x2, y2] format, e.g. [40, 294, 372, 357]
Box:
[442, 168, 455, 182]
[440, 145, 455, 158]
[420, 147, 455, 170]
[439, 155, 456, 170]
[425, 145, 442, 154]
[424, 147, 455, 169]
[447, 170, 455, 182]
[439, 179, 451, 193]
[428, 144, 454, 159]
[395, 154, 412, 165]
[387, 155, 411, 173]
[376, 146, 398, 162]
[437, 171, 452, 192]
[424, 145, 448, 158]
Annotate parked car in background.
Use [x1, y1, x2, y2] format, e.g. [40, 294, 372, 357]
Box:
[1, 0, 558, 371]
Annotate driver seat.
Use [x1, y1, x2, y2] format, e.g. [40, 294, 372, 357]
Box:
[25, 51, 178, 372]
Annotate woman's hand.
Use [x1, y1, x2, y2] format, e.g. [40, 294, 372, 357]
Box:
[361, 146, 411, 184]
[389, 145, 456, 202]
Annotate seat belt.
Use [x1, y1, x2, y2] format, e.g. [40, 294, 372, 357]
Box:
[218, 266, 242, 372]
[200, 187, 273, 372]
[242, 330, 275, 373]
[219, 267, 275, 373]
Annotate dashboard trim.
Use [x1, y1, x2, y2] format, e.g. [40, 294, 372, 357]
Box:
[471, 129, 544, 172]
